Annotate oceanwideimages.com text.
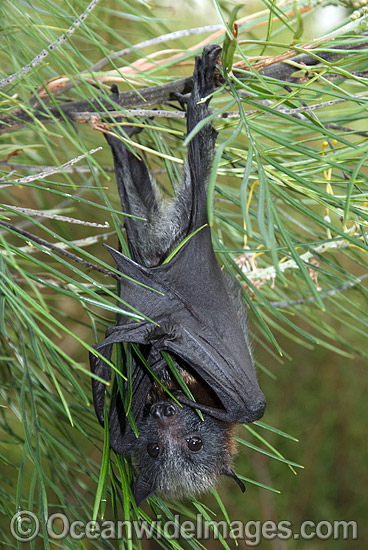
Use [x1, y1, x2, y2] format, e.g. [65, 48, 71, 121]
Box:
[10, 511, 358, 546]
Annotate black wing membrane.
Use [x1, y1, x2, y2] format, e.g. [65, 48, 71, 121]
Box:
[90, 44, 265, 455]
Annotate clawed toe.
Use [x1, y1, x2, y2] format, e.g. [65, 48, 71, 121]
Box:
[193, 44, 221, 100]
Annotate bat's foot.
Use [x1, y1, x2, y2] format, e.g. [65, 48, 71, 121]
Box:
[103, 84, 143, 138]
[173, 91, 189, 111]
[110, 83, 120, 103]
[193, 44, 222, 103]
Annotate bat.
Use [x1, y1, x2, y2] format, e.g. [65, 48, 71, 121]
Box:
[90, 44, 266, 506]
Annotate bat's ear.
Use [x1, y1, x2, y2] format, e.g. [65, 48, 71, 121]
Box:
[222, 468, 246, 493]
[133, 475, 157, 507]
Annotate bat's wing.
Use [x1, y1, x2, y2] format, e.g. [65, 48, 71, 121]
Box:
[90, 323, 154, 453]
[149, 226, 266, 423]
[91, 225, 265, 439]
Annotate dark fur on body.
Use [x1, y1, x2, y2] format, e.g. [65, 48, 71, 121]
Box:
[93, 45, 265, 505]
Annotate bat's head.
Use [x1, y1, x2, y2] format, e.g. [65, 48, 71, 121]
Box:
[132, 397, 244, 506]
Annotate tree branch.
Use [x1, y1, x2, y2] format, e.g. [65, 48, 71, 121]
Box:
[251, 36, 368, 80]
[270, 274, 368, 308]
[0, 221, 119, 280]
[0, 0, 101, 90]
[1, 37, 367, 136]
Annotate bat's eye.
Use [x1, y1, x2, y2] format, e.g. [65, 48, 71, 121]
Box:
[186, 436, 203, 452]
[147, 442, 160, 458]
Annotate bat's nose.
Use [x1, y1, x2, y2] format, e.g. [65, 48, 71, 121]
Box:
[150, 403, 176, 419]
[246, 394, 266, 422]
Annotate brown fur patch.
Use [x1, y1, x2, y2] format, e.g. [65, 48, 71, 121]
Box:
[225, 423, 238, 457]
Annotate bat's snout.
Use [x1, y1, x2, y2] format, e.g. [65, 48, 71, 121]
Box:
[246, 393, 266, 422]
[150, 402, 176, 420]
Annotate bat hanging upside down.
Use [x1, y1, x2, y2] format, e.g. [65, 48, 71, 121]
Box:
[90, 44, 266, 506]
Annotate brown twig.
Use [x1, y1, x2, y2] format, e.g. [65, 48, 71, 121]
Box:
[0, 77, 193, 135]
[1, 38, 368, 136]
